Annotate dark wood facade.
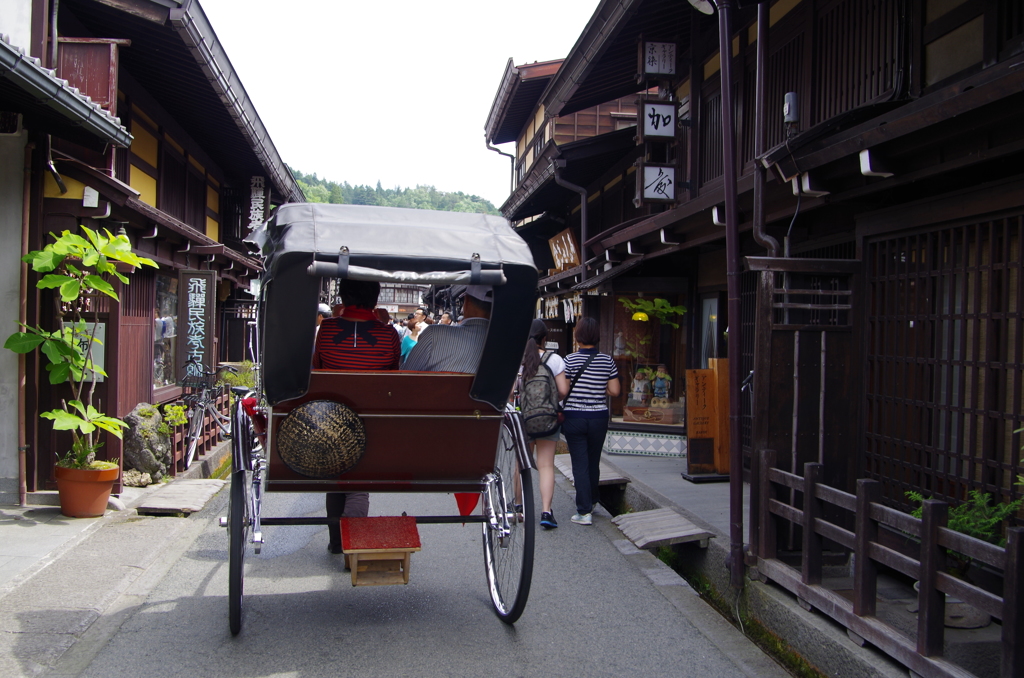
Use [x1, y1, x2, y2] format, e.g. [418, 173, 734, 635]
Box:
[490, 0, 1024, 674]
[16, 0, 302, 494]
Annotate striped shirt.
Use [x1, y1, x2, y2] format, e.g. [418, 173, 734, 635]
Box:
[313, 317, 400, 370]
[402, 318, 488, 373]
[563, 349, 619, 416]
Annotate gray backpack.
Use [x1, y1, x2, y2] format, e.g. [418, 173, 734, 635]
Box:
[521, 352, 561, 439]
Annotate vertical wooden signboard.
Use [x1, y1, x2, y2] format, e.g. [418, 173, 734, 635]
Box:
[707, 358, 730, 474]
[685, 368, 717, 474]
[177, 269, 217, 383]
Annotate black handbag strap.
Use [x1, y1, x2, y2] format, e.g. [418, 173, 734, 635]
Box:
[564, 354, 598, 404]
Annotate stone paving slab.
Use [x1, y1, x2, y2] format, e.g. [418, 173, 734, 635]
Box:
[553, 454, 630, 486]
[134, 480, 226, 516]
[611, 507, 715, 549]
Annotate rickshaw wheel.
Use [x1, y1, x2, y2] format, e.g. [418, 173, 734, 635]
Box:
[228, 403, 254, 635]
[483, 417, 535, 624]
[228, 467, 249, 635]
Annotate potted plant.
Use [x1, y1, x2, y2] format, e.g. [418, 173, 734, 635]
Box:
[4, 226, 156, 517]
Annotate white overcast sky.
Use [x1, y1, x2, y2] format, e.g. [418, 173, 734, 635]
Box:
[199, 0, 600, 207]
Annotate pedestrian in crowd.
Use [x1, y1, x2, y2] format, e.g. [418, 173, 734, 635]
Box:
[439, 311, 453, 325]
[315, 303, 331, 338]
[561, 317, 620, 526]
[520, 319, 569, 529]
[400, 315, 422, 364]
[413, 307, 430, 334]
[403, 286, 491, 373]
[396, 313, 413, 341]
[312, 279, 400, 553]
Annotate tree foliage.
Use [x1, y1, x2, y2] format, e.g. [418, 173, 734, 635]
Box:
[290, 166, 499, 215]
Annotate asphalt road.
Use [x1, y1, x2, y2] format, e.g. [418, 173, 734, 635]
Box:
[50, 476, 786, 678]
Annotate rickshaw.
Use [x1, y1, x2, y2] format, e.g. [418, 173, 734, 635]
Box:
[225, 203, 539, 635]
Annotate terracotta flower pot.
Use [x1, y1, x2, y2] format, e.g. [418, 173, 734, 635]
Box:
[54, 465, 119, 518]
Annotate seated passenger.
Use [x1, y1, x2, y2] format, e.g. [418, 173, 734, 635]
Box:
[310, 279, 398, 554]
[313, 280, 400, 371]
[402, 285, 491, 373]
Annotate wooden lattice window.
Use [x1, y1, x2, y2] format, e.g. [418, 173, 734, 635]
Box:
[865, 216, 1024, 517]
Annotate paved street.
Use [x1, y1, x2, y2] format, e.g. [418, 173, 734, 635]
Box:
[2, 473, 787, 678]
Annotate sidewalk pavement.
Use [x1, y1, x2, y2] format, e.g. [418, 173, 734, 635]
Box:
[0, 441, 231, 594]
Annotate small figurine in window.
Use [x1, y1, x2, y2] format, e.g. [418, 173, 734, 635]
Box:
[652, 364, 672, 400]
[613, 331, 626, 358]
[628, 370, 651, 406]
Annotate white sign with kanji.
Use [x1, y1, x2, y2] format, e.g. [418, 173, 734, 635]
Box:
[642, 101, 676, 139]
[644, 42, 676, 76]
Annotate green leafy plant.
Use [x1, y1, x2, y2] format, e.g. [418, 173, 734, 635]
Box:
[217, 360, 256, 389]
[906, 489, 1023, 578]
[618, 296, 687, 327]
[57, 438, 117, 471]
[3, 226, 157, 468]
[162, 403, 188, 428]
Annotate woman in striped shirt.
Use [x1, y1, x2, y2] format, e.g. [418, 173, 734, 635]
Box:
[562, 317, 620, 525]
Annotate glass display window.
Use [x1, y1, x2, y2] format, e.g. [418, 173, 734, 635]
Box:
[612, 294, 687, 426]
[153, 274, 178, 388]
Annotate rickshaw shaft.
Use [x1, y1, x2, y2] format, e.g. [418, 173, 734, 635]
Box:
[257, 516, 487, 526]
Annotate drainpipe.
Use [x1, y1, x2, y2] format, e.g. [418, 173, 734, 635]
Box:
[752, 2, 778, 257]
[486, 139, 516, 197]
[710, 0, 746, 590]
[19, 142, 34, 505]
[551, 160, 588, 284]
[50, 0, 59, 69]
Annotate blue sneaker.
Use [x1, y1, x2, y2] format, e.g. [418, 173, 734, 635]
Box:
[540, 511, 558, 529]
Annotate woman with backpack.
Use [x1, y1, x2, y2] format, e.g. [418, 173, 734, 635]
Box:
[562, 317, 620, 526]
[519, 319, 569, 529]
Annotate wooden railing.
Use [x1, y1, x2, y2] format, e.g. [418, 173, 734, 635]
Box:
[755, 449, 1023, 678]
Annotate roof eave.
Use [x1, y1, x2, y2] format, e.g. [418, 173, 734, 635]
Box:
[168, 4, 303, 203]
[484, 58, 521, 144]
[0, 37, 132, 148]
[539, 0, 642, 119]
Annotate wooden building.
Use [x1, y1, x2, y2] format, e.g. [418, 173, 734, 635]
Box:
[1, 0, 302, 500]
[0, 24, 134, 505]
[490, 0, 1024, 512]
[489, 1, 1024, 674]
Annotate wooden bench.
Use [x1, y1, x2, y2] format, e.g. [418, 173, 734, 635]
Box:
[341, 516, 421, 586]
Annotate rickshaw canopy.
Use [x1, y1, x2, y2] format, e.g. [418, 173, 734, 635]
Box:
[247, 203, 539, 409]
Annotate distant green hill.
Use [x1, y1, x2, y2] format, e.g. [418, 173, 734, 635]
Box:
[289, 166, 500, 215]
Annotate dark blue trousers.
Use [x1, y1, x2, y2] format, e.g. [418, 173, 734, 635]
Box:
[562, 415, 609, 515]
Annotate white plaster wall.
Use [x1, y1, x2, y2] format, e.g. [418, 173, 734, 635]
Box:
[0, 0, 33, 53]
[0, 132, 26, 504]
[0, 3, 37, 503]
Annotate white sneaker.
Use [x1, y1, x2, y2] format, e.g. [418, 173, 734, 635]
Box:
[570, 512, 592, 525]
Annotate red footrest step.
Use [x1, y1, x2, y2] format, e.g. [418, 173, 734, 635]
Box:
[340, 516, 421, 586]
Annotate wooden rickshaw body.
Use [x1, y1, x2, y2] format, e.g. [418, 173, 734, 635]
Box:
[265, 371, 503, 493]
